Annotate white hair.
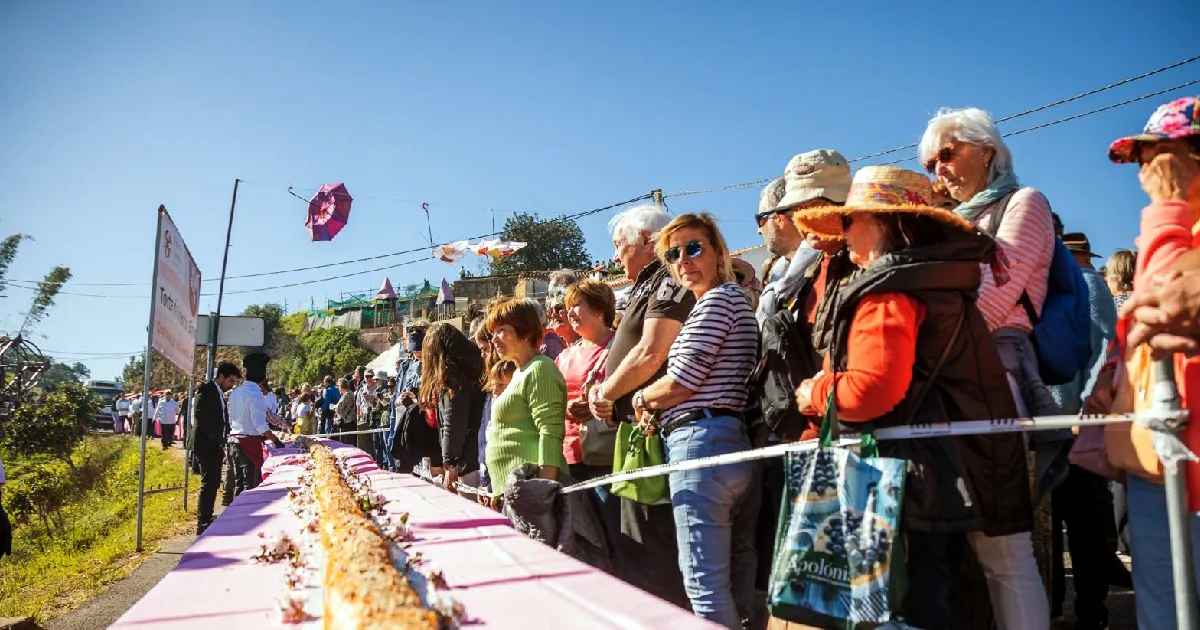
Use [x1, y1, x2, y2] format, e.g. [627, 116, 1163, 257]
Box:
[918, 107, 1016, 184]
[758, 177, 785, 214]
[608, 204, 671, 245]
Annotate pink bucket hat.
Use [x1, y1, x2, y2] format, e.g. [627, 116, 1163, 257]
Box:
[1108, 96, 1200, 163]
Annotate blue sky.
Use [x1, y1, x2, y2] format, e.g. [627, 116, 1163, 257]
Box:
[1, 1, 1197, 380]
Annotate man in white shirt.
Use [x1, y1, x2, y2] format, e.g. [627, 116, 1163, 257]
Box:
[154, 390, 180, 449]
[225, 353, 285, 498]
[115, 396, 131, 435]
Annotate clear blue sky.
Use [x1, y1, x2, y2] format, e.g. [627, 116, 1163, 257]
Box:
[2, 1, 1197, 380]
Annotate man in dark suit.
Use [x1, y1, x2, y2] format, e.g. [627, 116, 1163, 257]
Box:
[191, 361, 241, 535]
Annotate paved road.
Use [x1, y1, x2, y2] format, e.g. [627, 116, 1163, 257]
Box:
[43, 503, 223, 630]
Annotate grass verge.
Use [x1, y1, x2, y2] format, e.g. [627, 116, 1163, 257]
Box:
[0, 435, 198, 622]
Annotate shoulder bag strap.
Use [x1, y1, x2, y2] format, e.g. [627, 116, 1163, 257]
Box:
[901, 306, 967, 425]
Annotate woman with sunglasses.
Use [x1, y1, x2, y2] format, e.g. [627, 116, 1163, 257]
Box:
[794, 166, 1034, 630]
[630, 213, 760, 629]
[919, 107, 1060, 630]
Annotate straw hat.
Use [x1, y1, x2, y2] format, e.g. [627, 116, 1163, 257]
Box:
[792, 166, 975, 238]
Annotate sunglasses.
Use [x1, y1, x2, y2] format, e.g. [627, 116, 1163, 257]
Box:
[924, 142, 959, 174]
[663, 239, 704, 264]
[754, 209, 785, 228]
[733, 269, 747, 285]
[840, 214, 857, 230]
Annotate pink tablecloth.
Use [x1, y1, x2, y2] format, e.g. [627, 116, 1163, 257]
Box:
[112, 440, 715, 629]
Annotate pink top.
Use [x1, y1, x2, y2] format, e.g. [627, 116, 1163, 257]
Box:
[554, 338, 611, 465]
[1128, 200, 1200, 511]
[972, 188, 1055, 331]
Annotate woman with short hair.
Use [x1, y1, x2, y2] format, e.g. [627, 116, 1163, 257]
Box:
[920, 107, 1058, 630]
[631, 212, 760, 629]
[1104, 248, 1137, 310]
[483, 298, 568, 500]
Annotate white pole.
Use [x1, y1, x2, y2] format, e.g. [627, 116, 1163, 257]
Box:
[1154, 359, 1199, 628]
[135, 207, 166, 553]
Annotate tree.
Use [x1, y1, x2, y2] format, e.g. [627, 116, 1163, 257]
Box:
[285, 327, 373, 387]
[20, 266, 71, 333]
[240, 303, 300, 386]
[2, 381, 96, 468]
[40, 360, 90, 391]
[0, 234, 27, 298]
[488, 213, 590, 276]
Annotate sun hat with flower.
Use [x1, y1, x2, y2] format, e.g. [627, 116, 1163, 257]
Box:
[791, 165, 976, 238]
[1108, 96, 1200, 163]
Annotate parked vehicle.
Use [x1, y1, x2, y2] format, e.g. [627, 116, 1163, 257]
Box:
[84, 379, 123, 429]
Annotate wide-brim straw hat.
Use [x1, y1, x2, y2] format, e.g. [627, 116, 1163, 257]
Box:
[792, 166, 975, 238]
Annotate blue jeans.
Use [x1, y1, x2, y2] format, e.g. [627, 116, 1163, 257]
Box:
[664, 414, 760, 630]
[1126, 475, 1200, 630]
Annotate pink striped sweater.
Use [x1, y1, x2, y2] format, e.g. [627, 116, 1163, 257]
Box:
[970, 188, 1055, 332]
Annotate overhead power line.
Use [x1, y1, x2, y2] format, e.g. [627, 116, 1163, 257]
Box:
[16, 54, 1200, 298]
[662, 54, 1200, 197]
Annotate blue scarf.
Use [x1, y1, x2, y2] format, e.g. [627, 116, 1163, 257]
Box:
[953, 174, 1020, 224]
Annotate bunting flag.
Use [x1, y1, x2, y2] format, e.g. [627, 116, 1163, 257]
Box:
[432, 239, 528, 264]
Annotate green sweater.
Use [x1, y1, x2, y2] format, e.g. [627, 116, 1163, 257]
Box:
[484, 354, 567, 498]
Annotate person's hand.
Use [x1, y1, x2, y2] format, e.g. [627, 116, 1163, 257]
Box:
[567, 398, 591, 422]
[795, 380, 817, 415]
[443, 465, 459, 490]
[1122, 256, 1200, 358]
[1139, 152, 1200, 204]
[477, 492, 491, 508]
[588, 383, 613, 423]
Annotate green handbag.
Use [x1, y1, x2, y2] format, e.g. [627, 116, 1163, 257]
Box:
[609, 421, 671, 505]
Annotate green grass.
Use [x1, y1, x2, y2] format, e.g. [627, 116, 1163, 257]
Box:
[0, 436, 198, 622]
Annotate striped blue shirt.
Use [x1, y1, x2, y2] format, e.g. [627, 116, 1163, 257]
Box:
[664, 282, 759, 423]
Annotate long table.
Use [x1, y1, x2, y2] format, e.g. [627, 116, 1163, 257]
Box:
[111, 440, 716, 629]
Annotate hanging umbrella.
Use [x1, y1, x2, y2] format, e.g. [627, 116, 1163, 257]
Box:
[376, 277, 396, 300]
[304, 183, 353, 241]
[433, 240, 470, 264]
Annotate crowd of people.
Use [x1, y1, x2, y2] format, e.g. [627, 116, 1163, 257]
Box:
[179, 96, 1200, 630]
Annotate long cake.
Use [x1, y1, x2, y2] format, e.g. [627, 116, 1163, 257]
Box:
[308, 444, 440, 629]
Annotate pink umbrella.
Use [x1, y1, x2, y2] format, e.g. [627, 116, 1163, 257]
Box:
[304, 183, 352, 241]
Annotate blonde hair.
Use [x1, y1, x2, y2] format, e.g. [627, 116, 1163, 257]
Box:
[1106, 249, 1137, 293]
[654, 212, 734, 284]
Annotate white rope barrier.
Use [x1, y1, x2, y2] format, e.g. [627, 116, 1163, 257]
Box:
[561, 410, 1192, 494]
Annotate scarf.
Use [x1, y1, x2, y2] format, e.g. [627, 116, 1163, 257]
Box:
[953, 173, 1020, 224]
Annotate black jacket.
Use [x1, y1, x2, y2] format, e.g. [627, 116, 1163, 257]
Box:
[828, 232, 1032, 536]
[438, 386, 485, 474]
[189, 380, 227, 450]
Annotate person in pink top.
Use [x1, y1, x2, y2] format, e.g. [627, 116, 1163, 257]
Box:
[1106, 95, 1200, 630]
[554, 279, 620, 552]
[919, 106, 1053, 630]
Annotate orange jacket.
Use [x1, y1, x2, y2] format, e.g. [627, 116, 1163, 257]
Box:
[1124, 200, 1200, 511]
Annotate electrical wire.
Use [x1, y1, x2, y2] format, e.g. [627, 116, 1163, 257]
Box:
[15, 55, 1200, 297]
[663, 55, 1200, 197]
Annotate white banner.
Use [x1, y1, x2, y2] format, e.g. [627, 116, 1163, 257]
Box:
[151, 206, 201, 374]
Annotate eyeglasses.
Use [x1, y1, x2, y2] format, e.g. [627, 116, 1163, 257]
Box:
[754, 209, 784, 228]
[663, 239, 704, 264]
[923, 142, 959, 174]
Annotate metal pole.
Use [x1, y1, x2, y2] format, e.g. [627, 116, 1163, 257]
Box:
[206, 179, 239, 381]
[182, 376, 195, 512]
[135, 207, 166, 553]
[1153, 359, 1198, 629]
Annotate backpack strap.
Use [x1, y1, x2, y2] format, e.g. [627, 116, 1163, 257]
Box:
[1018, 291, 1041, 326]
[984, 190, 1021, 236]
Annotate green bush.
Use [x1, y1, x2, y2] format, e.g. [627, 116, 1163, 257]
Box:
[2, 382, 97, 465]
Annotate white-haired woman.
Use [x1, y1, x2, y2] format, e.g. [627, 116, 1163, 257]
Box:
[919, 107, 1052, 630]
[545, 269, 581, 349]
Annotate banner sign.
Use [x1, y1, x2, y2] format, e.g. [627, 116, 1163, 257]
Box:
[151, 206, 201, 374]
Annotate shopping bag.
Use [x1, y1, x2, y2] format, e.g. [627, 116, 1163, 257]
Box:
[768, 390, 907, 629]
[609, 422, 670, 505]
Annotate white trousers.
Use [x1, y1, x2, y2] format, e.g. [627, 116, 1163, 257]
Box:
[968, 530, 1049, 630]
